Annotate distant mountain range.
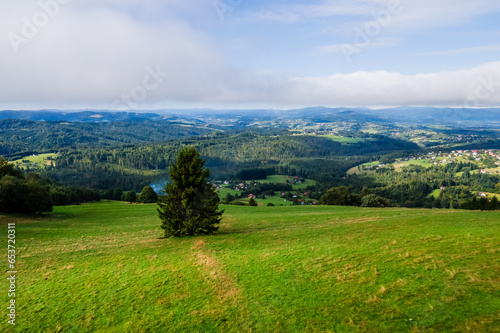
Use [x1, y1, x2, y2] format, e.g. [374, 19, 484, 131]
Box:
[0, 110, 165, 122]
[1, 107, 499, 126]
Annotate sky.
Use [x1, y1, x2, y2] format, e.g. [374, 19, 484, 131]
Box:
[0, 0, 500, 110]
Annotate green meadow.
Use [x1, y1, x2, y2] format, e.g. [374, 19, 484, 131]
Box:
[318, 135, 366, 144]
[255, 175, 318, 190]
[1, 202, 499, 332]
[12, 153, 58, 170]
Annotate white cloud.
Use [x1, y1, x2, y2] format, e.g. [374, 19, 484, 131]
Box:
[283, 62, 500, 107]
[0, 1, 499, 109]
[0, 0, 224, 108]
[420, 44, 500, 56]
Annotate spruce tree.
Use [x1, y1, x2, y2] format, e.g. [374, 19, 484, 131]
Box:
[248, 197, 258, 206]
[158, 146, 223, 238]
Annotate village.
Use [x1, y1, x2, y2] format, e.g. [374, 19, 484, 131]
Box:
[214, 175, 320, 206]
[360, 149, 500, 174]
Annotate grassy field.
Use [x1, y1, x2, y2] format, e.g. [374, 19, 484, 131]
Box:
[319, 135, 365, 144]
[297, 133, 365, 144]
[12, 153, 58, 170]
[427, 189, 442, 199]
[256, 175, 317, 190]
[232, 195, 295, 207]
[216, 187, 241, 200]
[392, 160, 433, 171]
[1, 202, 499, 332]
[347, 161, 380, 175]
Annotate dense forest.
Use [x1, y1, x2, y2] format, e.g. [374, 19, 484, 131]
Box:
[44, 132, 419, 190]
[0, 119, 212, 158]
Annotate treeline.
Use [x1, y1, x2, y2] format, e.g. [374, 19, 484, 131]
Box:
[0, 158, 155, 215]
[42, 132, 418, 190]
[461, 196, 500, 210]
[318, 184, 500, 211]
[0, 172, 53, 215]
[319, 186, 392, 208]
[347, 162, 500, 209]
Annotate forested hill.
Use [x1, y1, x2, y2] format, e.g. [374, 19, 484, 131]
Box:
[0, 110, 166, 122]
[0, 119, 213, 158]
[45, 133, 419, 190]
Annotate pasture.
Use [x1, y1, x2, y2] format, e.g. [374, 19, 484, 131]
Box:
[1, 202, 499, 332]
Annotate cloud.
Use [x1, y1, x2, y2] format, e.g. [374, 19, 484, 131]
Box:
[0, 1, 499, 109]
[283, 62, 500, 107]
[419, 44, 500, 56]
[0, 0, 224, 108]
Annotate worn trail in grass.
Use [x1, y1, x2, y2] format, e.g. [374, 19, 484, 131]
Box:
[1, 202, 499, 332]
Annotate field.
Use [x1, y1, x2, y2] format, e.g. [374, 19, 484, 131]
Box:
[319, 135, 365, 144]
[428, 189, 442, 199]
[1, 202, 499, 332]
[12, 153, 58, 170]
[256, 175, 318, 190]
[295, 133, 366, 144]
[217, 175, 318, 206]
[347, 161, 380, 175]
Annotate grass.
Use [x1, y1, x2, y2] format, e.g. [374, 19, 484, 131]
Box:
[485, 192, 500, 199]
[12, 153, 58, 169]
[232, 194, 296, 207]
[257, 175, 317, 190]
[471, 192, 500, 199]
[1, 202, 499, 332]
[217, 187, 241, 199]
[392, 159, 433, 171]
[347, 161, 380, 175]
[319, 134, 365, 144]
[298, 133, 365, 143]
[427, 189, 442, 199]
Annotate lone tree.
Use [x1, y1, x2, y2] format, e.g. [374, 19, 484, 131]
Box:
[138, 186, 158, 203]
[158, 146, 223, 238]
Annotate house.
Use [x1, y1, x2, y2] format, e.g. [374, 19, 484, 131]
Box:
[480, 170, 487, 174]
[478, 192, 487, 198]
[440, 186, 446, 190]
[248, 194, 256, 199]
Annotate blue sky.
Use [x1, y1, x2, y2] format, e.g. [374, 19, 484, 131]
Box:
[0, 0, 499, 110]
